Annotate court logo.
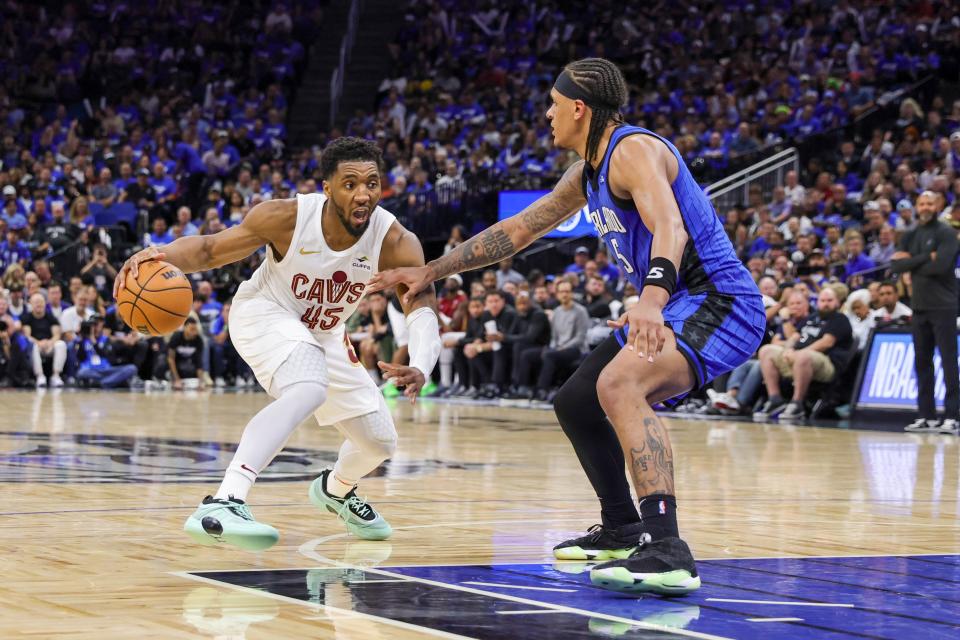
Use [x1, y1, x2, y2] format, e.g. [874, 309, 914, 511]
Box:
[0, 432, 502, 483]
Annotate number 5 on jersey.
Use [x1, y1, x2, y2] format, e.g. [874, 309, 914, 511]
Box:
[609, 238, 634, 274]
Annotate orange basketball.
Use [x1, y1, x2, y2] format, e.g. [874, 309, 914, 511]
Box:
[116, 260, 193, 336]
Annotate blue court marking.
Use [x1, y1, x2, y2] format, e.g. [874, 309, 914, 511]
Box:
[388, 554, 960, 640]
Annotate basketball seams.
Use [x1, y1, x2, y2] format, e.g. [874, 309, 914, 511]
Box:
[138, 285, 193, 293]
[128, 262, 168, 317]
[133, 305, 162, 335]
[130, 293, 190, 318]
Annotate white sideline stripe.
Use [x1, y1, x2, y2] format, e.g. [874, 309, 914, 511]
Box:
[496, 609, 568, 616]
[708, 598, 853, 608]
[747, 618, 805, 623]
[348, 578, 409, 583]
[462, 581, 576, 593]
[171, 571, 473, 640]
[299, 525, 736, 640]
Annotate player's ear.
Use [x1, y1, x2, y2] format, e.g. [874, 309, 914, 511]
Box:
[321, 179, 330, 197]
[573, 100, 587, 121]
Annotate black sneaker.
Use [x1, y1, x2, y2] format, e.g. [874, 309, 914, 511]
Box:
[753, 397, 786, 420]
[778, 401, 805, 422]
[590, 535, 701, 595]
[553, 523, 645, 561]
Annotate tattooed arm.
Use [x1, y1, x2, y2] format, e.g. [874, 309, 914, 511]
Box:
[368, 161, 586, 303]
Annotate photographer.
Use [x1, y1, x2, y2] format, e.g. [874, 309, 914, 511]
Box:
[75, 316, 138, 389]
[79, 243, 117, 300]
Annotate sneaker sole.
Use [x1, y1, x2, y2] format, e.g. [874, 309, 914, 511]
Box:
[553, 546, 637, 561]
[589, 566, 701, 595]
[713, 402, 740, 412]
[183, 517, 279, 551]
[308, 479, 392, 541]
[904, 427, 940, 433]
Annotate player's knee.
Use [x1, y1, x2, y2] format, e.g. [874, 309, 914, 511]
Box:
[369, 429, 398, 459]
[343, 409, 397, 459]
[357, 427, 397, 459]
[596, 367, 625, 411]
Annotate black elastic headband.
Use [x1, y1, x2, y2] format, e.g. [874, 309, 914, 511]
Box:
[553, 70, 620, 111]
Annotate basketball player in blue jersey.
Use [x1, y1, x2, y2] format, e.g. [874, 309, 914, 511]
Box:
[370, 58, 765, 595]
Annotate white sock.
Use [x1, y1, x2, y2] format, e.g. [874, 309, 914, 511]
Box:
[325, 470, 355, 498]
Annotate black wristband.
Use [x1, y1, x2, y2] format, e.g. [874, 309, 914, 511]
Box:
[644, 257, 678, 297]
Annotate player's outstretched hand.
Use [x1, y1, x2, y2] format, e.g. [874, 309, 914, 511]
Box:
[378, 361, 426, 404]
[607, 304, 666, 362]
[367, 265, 434, 306]
[113, 246, 166, 299]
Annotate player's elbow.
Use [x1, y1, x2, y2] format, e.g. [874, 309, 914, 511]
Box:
[668, 220, 688, 248]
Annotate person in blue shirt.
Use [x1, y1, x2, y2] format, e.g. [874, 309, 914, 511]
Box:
[147, 217, 174, 246]
[371, 57, 764, 597]
[564, 246, 590, 274]
[843, 232, 876, 284]
[0, 226, 31, 271]
[150, 162, 178, 203]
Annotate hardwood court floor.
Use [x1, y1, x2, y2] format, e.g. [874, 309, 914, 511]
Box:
[1, 390, 958, 639]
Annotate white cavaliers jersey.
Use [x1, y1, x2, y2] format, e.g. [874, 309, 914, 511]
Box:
[235, 193, 396, 334]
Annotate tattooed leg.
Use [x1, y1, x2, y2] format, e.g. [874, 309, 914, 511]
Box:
[596, 333, 693, 499]
[628, 417, 676, 496]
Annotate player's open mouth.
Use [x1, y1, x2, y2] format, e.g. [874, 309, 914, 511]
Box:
[352, 208, 369, 222]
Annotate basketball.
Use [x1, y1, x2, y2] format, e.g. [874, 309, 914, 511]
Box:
[116, 260, 193, 336]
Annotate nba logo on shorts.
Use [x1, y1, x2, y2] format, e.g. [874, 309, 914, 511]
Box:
[658, 500, 666, 515]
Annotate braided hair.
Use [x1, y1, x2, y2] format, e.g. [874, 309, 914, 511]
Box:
[563, 58, 628, 165]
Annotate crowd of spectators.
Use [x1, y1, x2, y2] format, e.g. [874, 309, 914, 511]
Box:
[1, 1, 959, 422]
[362, 0, 960, 234]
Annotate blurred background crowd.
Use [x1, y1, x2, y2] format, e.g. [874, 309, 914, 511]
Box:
[1, 0, 959, 419]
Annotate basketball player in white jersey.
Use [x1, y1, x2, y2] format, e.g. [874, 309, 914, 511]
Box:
[114, 138, 442, 550]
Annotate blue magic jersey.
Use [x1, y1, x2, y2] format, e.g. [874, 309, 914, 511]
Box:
[583, 125, 758, 299]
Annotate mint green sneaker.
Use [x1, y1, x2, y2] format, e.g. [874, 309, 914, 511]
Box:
[309, 469, 392, 540]
[419, 380, 438, 397]
[380, 380, 401, 398]
[183, 495, 279, 551]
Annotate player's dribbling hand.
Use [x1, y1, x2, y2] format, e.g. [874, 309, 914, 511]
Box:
[608, 304, 666, 362]
[377, 361, 426, 404]
[113, 246, 166, 298]
[367, 266, 434, 306]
